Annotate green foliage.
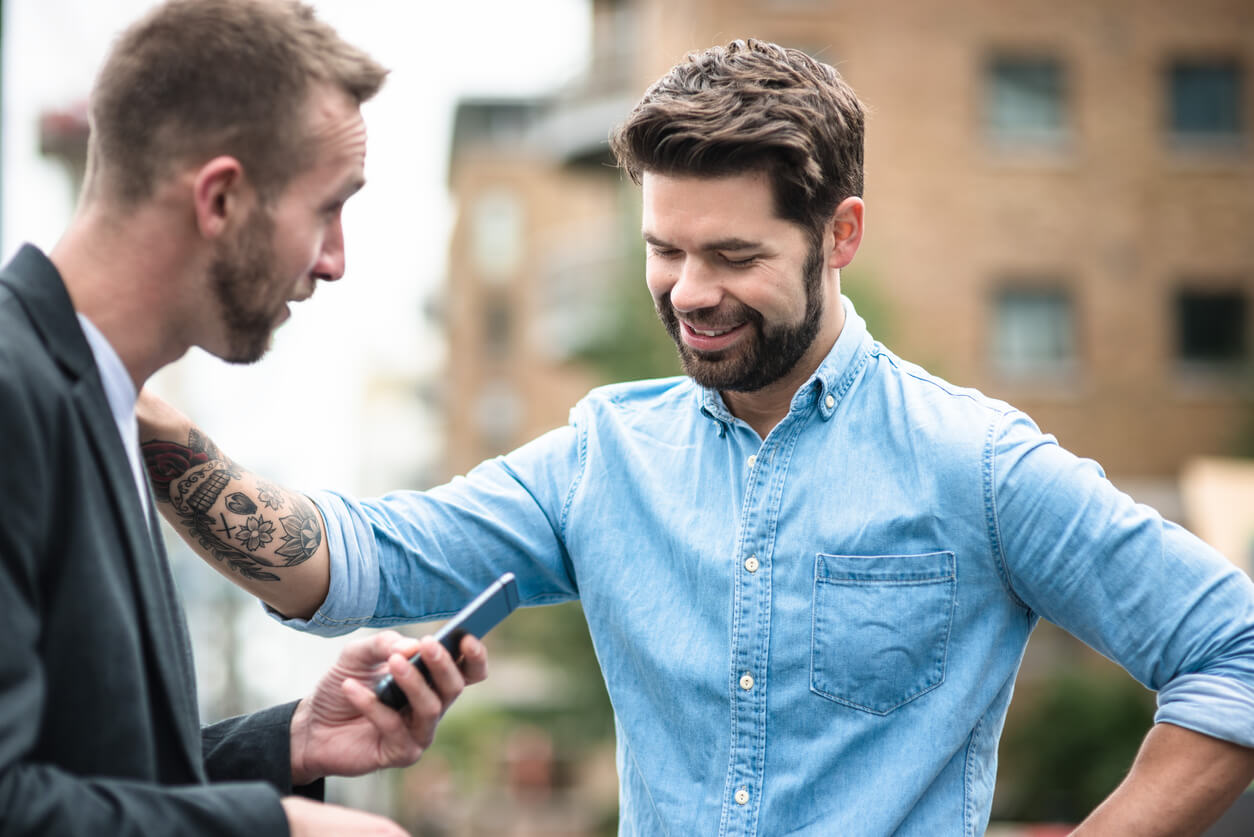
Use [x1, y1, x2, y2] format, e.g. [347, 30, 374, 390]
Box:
[840, 261, 893, 346]
[995, 670, 1155, 823]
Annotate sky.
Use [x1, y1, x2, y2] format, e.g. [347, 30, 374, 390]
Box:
[0, 0, 592, 713]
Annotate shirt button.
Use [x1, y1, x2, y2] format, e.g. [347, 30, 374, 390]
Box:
[740, 673, 755, 690]
[825, 394, 835, 409]
[747, 454, 757, 468]
[744, 555, 759, 573]
[735, 788, 750, 805]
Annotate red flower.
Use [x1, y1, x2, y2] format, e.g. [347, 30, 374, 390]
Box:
[142, 441, 210, 494]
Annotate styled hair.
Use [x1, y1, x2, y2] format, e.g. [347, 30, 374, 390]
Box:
[610, 39, 864, 242]
[86, 0, 388, 205]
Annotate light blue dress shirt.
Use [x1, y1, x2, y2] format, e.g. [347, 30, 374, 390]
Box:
[280, 298, 1254, 835]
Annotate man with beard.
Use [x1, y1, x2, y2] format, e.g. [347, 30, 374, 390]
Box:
[139, 39, 1254, 834]
[0, 2, 487, 835]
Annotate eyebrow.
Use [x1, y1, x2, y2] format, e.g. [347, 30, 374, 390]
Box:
[323, 177, 366, 211]
[642, 232, 763, 252]
[342, 176, 367, 201]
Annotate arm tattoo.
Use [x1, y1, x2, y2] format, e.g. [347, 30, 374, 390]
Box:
[139, 431, 324, 583]
[235, 515, 276, 552]
[275, 495, 323, 565]
[225, 492, 257, 515]
[256, 478, 285, 511]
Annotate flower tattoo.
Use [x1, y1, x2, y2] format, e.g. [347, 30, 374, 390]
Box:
[256, 479, 284, 511]
[235, 515, 275, 552]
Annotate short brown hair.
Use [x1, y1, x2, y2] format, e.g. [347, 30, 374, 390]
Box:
[87, 0, 388, 205]
[610, 39, 864, 242]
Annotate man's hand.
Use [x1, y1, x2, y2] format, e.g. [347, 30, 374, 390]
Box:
[281, 797, 409, 837]
[289, 630, 488, 785]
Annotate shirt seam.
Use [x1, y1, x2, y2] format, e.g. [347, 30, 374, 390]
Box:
[559, 408, 590, 540]
[962, 715, 983, 837]
[985, 409, 1031, 612]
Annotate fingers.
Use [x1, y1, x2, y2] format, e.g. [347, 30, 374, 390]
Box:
[365, 631, 487, 712]
[342, 673, 410, 737]
[355, 630, 419, 670]
[459, 634, 489, 685]
[406, 636, 465, 710]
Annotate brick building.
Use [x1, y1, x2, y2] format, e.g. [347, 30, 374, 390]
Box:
[440, 0, 1254, 510]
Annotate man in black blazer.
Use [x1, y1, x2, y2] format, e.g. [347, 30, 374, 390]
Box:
[0, 2, 484, 834]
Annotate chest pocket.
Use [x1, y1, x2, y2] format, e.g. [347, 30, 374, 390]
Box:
[810, 551, 956, 715]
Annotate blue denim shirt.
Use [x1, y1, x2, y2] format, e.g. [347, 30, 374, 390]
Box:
[280, 298, 1254, 836]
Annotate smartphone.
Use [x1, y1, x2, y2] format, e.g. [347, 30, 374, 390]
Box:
[374, 572, 520, 710]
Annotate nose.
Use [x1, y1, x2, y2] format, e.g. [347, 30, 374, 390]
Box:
[666, 255, 723, 314]
[312, 216, 346, 282]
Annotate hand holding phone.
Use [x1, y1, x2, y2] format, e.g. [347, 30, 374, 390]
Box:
[374, 572, 519, 710]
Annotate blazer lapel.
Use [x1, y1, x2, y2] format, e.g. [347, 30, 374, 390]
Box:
[73, 381, 204, 777]
[1, 245, 204, 779]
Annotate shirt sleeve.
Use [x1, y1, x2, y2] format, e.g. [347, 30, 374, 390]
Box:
[267, 424, 586, 635]
[989, 410, 1254, 748]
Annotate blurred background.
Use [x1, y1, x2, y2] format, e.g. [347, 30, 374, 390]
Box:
[5, 0, 1254, 834]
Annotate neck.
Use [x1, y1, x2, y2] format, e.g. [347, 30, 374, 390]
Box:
[721, 293, 846, 439]
[50, 198, 196, 389]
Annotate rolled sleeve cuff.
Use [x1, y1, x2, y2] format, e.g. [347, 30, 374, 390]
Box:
[262, 489, 379, 637]
[1156, 673, 1254, 749]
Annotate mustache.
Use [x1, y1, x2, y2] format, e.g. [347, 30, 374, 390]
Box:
[655, 294, 764, 330]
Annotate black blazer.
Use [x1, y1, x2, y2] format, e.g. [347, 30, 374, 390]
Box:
[0, 245, 311, 835]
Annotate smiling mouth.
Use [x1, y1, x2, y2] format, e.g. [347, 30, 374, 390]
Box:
[680, 319, 748, 350]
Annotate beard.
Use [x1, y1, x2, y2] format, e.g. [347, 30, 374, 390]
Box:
[209, 207, 282, 365]
[656, 242, 825, 392]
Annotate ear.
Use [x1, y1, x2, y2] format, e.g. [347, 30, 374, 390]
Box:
[191, 156, 250, 241]
[825, 196, 865, 270]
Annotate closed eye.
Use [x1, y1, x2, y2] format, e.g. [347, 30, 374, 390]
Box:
[721, 253, 759, 268]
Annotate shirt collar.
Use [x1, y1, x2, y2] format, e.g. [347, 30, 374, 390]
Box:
[76, 313, 139, 431]
[697, 294, 872, 430]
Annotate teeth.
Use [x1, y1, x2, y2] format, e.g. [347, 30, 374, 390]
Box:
[690, 324, 733, 337]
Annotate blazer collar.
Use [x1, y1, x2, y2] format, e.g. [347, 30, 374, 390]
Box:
[0, 244, 97, 382]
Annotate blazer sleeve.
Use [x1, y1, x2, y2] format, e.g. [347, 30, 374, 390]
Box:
[202, 702, 325, 800]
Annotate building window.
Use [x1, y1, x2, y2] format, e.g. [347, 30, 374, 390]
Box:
[1175, 287, 1247, 366]
[473, 380, 523, 451]
[482, 295, 514, 359]
[471, 189, 524, 284]
[1168, 59, 1244, 144]
[991, 287, 1077, 378]
[986, 56, 1068, 145]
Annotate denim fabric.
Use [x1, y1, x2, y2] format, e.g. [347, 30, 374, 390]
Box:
[277, 298, 1254, 836]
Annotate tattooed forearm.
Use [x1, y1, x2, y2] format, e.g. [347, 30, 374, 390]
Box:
[140, 431, 324, 582]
